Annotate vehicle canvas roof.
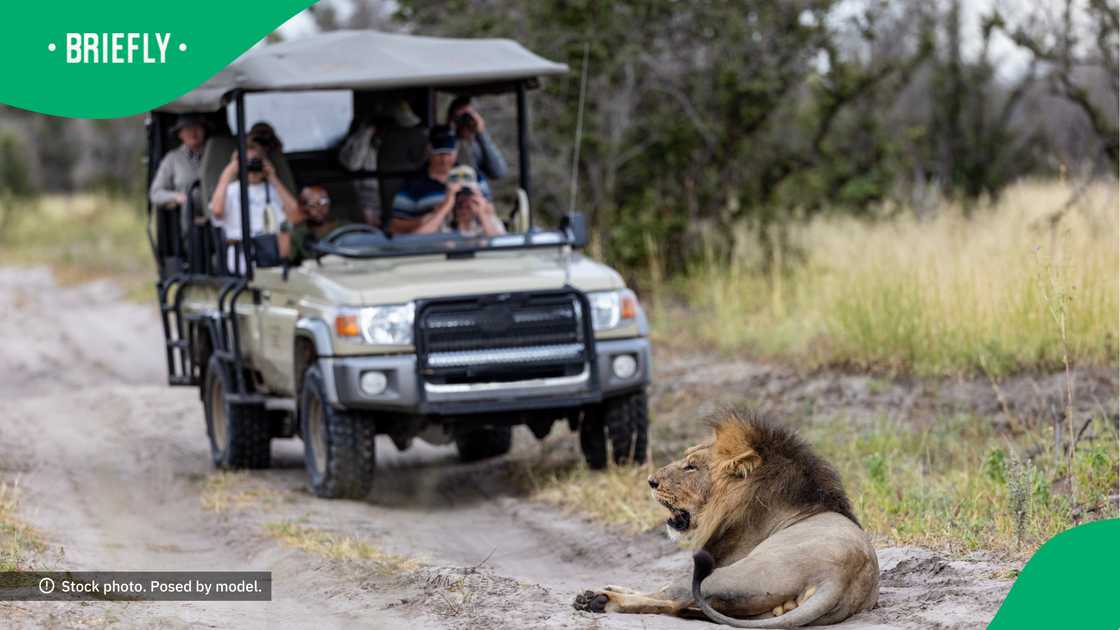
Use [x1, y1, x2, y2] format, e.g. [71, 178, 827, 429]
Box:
[159, 30, 569, 113]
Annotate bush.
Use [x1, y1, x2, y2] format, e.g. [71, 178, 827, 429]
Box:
[0, 130, 37, 238]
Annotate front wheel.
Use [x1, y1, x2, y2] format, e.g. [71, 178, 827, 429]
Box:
[203, 355, 271, 469]
[579, 390, 649, 469]
[300, 364, 376, 499]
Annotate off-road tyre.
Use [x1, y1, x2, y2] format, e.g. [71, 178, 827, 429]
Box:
[203, 354, 271, 469]
[300, 364, 376, 499]
[454, 426, 513, 462]
[578, 410, 608, 470]
[605, 389, 649, 465]
[582, 385, 654, 468]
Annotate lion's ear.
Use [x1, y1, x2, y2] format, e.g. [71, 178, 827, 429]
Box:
[728, 448, 762, 477]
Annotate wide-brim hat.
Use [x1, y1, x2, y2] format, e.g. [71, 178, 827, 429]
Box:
[170, 114, 209, 134]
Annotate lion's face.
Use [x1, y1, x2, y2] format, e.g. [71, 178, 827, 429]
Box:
[648, 444, 712, 535]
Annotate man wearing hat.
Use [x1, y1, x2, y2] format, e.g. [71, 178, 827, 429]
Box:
[149, 114, 208, 234]
[388, 125, 474, 235]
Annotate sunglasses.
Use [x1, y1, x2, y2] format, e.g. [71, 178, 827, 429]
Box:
[301, 197, 330, 207]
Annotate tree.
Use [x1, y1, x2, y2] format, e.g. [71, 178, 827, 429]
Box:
[995, 0, 1119, 172]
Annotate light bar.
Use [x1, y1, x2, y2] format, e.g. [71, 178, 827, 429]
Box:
[427, 343, 584, 368]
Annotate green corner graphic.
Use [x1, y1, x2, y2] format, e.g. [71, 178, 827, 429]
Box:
[0, 0, 314, 118]
[989, 518, 1120, 629]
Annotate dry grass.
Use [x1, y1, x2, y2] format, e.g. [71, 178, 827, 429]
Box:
[200, 472, 281, 514]
[265, 520, 421, 574]
[527, 411, 1118, 558]
[660, 179, 1119, 376]
[0, 481, 45, 571]
[0, 194, 153, 300]
[528, 463, 665, 534]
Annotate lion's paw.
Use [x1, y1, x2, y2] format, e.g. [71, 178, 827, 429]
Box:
[573, 590, 610, 613]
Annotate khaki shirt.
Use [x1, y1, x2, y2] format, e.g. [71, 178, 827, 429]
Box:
[289, 219, 347, 265]
[149, 144, 203, 233]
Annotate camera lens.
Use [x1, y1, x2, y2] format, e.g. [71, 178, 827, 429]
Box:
[247, 158, 264, 173]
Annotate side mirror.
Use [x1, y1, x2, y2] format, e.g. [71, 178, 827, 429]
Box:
[560, 212, 589, 248]
[252, 233, 283, 268]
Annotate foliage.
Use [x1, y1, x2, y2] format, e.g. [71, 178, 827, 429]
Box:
[0, 130, 37, 238]
[525, 408, 1119, 557]
[391, 0, 1115, 273]
[0, 194, 153, 299]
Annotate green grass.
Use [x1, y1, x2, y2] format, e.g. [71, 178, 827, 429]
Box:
[652, 180, 1119, 376]
[526, 412, 1118, 557]
[808, 414, 1118, 555]
[0, 482, 45, 571]
[0, 193, 154, 297]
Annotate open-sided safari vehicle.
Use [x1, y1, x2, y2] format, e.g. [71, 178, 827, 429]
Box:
[147, 31, 652, 498]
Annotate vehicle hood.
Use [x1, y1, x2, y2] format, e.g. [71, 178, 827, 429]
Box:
[296, 248, 624, 305]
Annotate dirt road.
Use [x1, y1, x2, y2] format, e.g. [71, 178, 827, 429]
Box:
[0, 267, 1017, 629]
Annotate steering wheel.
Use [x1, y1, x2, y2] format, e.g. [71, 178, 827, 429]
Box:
[321, 223, 379, 244]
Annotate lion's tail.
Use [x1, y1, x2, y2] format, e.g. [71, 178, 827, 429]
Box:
[691, 551, 843, 629]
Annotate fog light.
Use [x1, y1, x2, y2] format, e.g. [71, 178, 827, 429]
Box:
[611, 354, 638, 380]
[360, 371, 389, 395]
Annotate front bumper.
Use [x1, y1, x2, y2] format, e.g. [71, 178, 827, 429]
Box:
[321, 336, 652, 414]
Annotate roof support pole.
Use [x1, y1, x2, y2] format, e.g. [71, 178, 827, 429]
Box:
[516, 81, 531, 229]
[234, 89, 254, 279]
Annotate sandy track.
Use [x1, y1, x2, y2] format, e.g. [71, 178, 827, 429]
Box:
[0, 267, 1015, 629]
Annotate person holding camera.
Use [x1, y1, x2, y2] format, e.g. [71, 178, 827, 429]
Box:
[447, 95, 508, 181]
[447, 166, 505, 237]
[388, 126, 462, 235]
[210, 143, 299, 270]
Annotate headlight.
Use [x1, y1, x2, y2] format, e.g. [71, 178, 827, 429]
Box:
[588, 289, 640, 331]
[334, 303, 414, 345]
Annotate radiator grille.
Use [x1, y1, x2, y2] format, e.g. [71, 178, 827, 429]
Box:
[417, 292, 587, 385]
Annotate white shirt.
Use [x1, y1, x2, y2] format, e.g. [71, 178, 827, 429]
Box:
[215, 181, 285, 241]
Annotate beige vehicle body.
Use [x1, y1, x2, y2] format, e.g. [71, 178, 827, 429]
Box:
[177, 247, 651, 417]
[149, 32, 652, 497]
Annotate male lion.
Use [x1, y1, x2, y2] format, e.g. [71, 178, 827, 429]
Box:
[573, 409, 879, 627]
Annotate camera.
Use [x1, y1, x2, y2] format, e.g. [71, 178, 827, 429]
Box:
[454, 112, 475, 131]
[455, 187, 475, 202]
[246, 158, 264, 173]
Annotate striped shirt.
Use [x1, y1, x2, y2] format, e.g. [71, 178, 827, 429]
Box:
[391, 173, 494, 222]
[391, 175, 449, 221]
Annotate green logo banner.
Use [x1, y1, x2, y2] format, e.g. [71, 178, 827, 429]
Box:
[0, 0, 314, 118]
[989, 518, 1119, 629]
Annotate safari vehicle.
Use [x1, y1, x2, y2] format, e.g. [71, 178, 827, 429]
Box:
[147, 32, 652, 499]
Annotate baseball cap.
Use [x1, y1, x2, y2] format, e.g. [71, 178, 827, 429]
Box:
[429, 124, 457, 154]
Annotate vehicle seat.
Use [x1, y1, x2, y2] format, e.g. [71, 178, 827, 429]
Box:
[199, 135, 297, 217]
[322, 181, 363, 225]
[200, 136, 236, 217]
[377, 125, 429, 225]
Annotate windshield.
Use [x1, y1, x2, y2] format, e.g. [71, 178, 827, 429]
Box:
[229, 90, 353, 152]
[315, 229, 571, 260]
